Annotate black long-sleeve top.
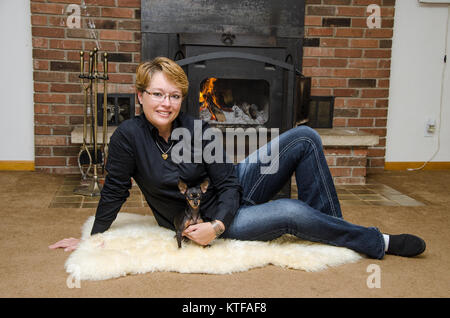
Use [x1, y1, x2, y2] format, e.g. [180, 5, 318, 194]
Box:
[91, 112, 243, 235]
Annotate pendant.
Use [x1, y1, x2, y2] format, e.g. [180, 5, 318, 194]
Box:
[162, 153, 168, 160]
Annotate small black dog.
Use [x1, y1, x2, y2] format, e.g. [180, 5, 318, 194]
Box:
[174, 178, 209, 248]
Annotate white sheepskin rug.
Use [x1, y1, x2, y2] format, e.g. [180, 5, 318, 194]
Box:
[65, 213, 362, 281]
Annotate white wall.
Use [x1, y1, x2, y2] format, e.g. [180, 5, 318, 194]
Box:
[0, 0, 34, 161]
[386, 0, 450, 162]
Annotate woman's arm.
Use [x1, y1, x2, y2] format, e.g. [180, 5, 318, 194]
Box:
[49, 126, 136, 251]
[91, 127, 136, 235]
[202, 140, 242, 230]
[183, 122, 242, 246]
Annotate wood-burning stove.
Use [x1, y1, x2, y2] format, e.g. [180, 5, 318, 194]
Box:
[141, 0, 307, 131]
[141, 0, 309, 198]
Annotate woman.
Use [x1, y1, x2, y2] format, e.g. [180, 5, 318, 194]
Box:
[50, 57, 426, 259]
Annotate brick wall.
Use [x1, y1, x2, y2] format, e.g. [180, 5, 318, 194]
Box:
[303, 0, 395, 172]
[31, 0, 141, 173]
[30, 0, 394, 175]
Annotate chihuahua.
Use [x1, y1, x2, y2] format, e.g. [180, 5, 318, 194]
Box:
[174, 177, 210, 248]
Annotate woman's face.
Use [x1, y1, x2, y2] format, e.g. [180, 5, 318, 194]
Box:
[138, 71, 183, 133]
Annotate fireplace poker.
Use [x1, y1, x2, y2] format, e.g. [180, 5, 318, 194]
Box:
[101, 52, 109, 173]
[76, 50, 92, 181]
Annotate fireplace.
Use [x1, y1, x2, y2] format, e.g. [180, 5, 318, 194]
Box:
[141, 0, 308, 197]
[198, 77, 269, 126]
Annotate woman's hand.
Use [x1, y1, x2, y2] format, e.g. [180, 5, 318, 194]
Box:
[48, 238, 80, 252]
[183, 221, 223, 246]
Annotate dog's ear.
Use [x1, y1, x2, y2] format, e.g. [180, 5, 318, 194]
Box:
[200, 178, 209, 193]
[178, 178, 188, 194]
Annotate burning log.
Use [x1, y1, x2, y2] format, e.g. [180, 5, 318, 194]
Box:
[199, 77, 227, 122]
[205, 95, 226, 122]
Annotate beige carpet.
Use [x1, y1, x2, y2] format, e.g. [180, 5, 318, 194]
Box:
[66, 213, 361, 280]
[1, 170, 449, 297]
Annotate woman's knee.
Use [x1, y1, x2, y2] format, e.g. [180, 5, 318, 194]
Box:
[291, 125, 322, 146]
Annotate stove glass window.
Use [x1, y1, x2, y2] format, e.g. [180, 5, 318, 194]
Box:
[199, 78, 269, 125]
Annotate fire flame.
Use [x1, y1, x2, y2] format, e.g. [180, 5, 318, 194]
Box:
[199, 77, 223, 121]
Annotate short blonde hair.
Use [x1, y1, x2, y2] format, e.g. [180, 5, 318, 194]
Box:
[135, 57, 189, 97]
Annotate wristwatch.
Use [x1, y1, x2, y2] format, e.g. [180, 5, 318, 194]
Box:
[210, 220, 225, 238]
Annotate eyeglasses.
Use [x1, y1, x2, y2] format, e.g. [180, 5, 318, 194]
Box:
[144, 90, 182, 104]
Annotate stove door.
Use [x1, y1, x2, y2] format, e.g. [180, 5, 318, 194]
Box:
[180, 46, 292, 131]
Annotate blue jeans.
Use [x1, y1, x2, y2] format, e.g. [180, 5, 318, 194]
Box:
[221, 126, 385, 259]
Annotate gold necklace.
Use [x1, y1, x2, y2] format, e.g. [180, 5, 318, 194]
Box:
[155, 139, 174, 160]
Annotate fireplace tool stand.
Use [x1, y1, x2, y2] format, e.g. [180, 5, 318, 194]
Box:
[74, 48, 109, 197]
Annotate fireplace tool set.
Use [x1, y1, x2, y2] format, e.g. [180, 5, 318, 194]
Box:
[74, 48, 109, 197]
